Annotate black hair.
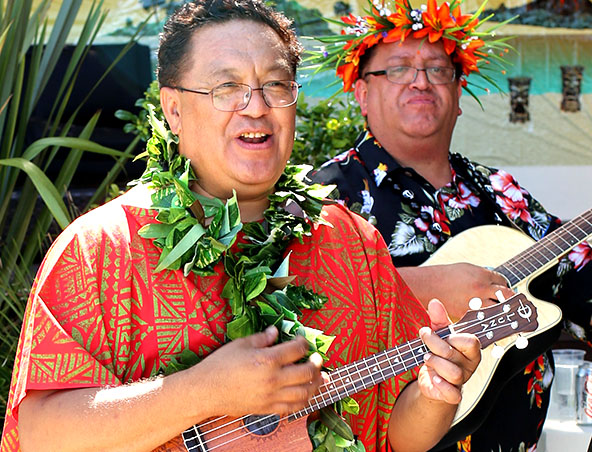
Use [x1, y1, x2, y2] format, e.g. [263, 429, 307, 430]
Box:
[157, 0, 303, 87]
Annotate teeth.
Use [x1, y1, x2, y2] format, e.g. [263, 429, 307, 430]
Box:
[241, 132, 268, 139]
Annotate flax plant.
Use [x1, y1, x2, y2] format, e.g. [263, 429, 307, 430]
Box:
[0, 0, 146, 421]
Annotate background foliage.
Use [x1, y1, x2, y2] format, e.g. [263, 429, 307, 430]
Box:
[0, 0, 144, 421]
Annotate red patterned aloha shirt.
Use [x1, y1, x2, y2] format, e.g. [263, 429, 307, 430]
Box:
[1, 184, 429, 452]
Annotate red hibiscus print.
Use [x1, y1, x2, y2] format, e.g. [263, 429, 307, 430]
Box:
[490, 170, 529, 202]
[568, 242, 592, 271]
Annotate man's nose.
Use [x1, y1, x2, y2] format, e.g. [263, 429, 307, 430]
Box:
[409, 68, 431, 89]
[239, 88, 270, 117]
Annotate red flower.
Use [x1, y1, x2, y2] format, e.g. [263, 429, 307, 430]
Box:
[338, 40, 369, 92]
[415, 0, 457, 43]
[453, 39, 485, 75]
[496, 195, 533, 224]
[568, 242, 592, 271]
[490, 170, 528, 202]
[440, 181, 480, 209]
[414, 206, 450, 244]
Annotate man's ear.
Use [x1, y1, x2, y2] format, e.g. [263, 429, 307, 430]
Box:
[354, 78, 369, 117]
[160, 86, 182, 135]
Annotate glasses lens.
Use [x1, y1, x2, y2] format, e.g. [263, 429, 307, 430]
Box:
[385, 67, 455, 85]
[262, 81, 298, 108]
[427, 67, 455, 84]
[212, 83, 251, 112]
[386, 67, 416, 84]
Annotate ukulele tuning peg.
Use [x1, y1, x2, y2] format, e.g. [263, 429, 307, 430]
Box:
[468, 297, 482, 310]
[491, 344, 504, 359]
[515, 335, 529, 350]
[495, 290, 506, 302]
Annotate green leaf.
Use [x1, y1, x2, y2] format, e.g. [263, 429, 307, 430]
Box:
[255, 301, 283, 326]
[226, 309, 256, 340]
[341, 396, 360, 415]
[320, 407, 354, 442]
[21, 136, 126, 161]
[160, 348, 201, 375]
[244, 271, 268, 301]
[155, 223, 206, 273]
[138, 222, 174, 239]
[273, 252, 291, 278]
[0, 158, 70, 228]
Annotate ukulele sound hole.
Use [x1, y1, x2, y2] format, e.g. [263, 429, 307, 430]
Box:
[244, 414, 280, 436]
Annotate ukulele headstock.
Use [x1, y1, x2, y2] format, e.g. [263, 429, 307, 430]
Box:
[454, 293, 538, 349]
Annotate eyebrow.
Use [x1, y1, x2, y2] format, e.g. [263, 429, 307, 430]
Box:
[387, 54, 451, 65]
[203, 61, 293, 82]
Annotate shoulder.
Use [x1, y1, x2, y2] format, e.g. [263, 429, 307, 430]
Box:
[309, 203, 386, 252]
[310, 148, 366, 187]
[40, 185, 154, 269]
[65, 185, 152, 241]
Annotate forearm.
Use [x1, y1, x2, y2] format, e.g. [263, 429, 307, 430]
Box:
[18, 367, 212, 452]
[396, 266, 435, 308]
[387, 382, 457, 452]
[17, 328, 321, 452]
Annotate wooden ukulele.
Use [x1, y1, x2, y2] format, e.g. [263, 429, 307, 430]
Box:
[422, 207, 592, 427]
[154, 293, 539, 452]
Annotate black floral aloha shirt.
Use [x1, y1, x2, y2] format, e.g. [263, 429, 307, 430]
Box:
[311, 129, 592, 452]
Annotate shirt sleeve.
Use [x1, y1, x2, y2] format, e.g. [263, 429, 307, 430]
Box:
[2, 199, 132, 448]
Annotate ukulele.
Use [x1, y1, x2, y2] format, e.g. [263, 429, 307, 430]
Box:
[422, 207, 592, 427]
[154, 292, 539, 452]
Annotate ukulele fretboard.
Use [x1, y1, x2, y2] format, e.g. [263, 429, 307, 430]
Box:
[497, 209, 592, 286]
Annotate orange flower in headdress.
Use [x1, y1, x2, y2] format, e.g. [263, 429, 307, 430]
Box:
[414, 0, 457, 43]
[454, 38, 486, 75]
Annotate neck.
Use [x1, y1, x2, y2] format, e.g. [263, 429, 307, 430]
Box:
[190, 181, 270, 223]
[238, 197, 270, 222]
[384, 138, 452, 189]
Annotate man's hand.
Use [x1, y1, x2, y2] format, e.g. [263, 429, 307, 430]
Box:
[398, 263, 515, 320]
[416, 299, 481, 404]
[388, 299, 481, 451]
[18, 326, 323, 452]
[193, 326, 324, 418]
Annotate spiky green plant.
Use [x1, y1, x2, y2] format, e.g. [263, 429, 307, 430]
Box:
[0, 0, 148, 422]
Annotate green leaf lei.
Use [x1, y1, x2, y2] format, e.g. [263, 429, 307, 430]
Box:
[134, 106, 365, 452]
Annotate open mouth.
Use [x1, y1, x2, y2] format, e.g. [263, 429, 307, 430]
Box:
[239, 132, 270, 144]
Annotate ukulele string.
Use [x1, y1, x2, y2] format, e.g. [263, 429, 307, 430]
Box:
[188, 311, 524, 450]
[188, 322, 518, 451]
[195, 301, 515, 436]
[189, 307, 523, 444]
[189, 305, 521, 444]
[505, 213, 591, 279]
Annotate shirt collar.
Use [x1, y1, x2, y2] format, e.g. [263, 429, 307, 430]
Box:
[354, 129, 467, 193]
[354, 129, 406, 188]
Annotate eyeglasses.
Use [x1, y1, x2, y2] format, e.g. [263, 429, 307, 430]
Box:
[364, 66, 456, 85]
[169, 80, 301, 112]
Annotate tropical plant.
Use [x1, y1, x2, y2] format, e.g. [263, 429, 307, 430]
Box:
[293, 94, 364, 168]
[0, 0, 147, 422]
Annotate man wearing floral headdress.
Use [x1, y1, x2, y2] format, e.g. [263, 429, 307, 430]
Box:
[0, 1, 484, 451]
[310, 0, 592, 450]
